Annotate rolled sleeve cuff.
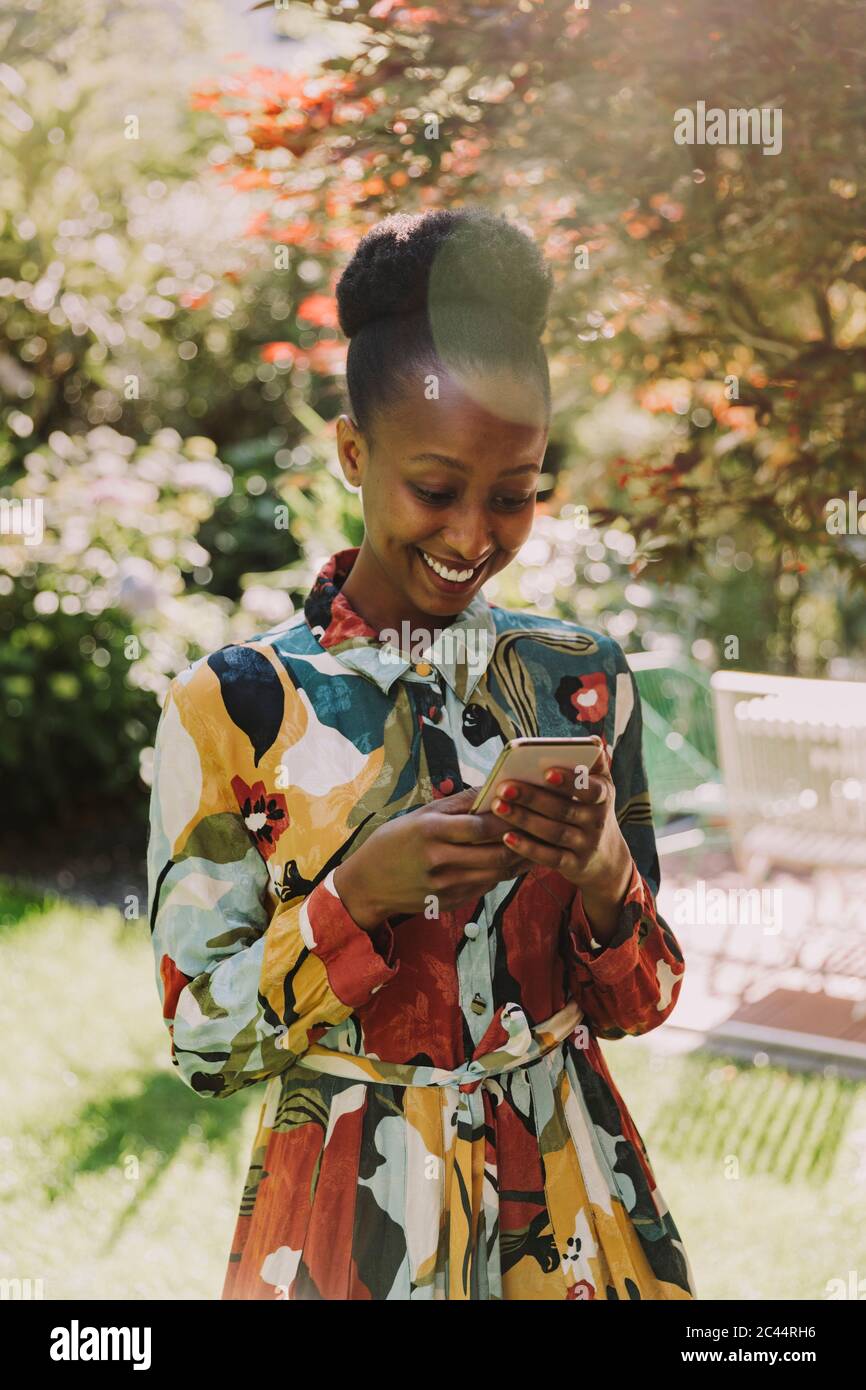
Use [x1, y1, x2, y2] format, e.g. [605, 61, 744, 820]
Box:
[567, 859, 649, 986]
[303, 869, 400, 1009]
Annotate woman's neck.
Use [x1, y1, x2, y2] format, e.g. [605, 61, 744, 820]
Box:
[340, 540, 458, 643]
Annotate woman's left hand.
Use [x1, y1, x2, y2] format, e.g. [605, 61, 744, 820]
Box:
[489, 745, 634, 900]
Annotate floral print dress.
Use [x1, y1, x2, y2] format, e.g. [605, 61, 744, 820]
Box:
[147, 546, 697, 1300]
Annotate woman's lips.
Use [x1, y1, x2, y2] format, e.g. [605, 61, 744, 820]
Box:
[414, 546, 490, 593]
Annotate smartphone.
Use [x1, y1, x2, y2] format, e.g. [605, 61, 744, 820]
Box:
[470, 736, 604, 815]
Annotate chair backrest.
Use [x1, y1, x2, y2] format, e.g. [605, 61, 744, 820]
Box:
[710, 670, 866, 856]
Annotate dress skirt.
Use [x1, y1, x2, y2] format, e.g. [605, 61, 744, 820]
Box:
[221, 1000, 697, 1300]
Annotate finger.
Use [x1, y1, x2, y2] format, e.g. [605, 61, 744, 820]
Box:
[494, 773, 610, 817]
[500, 827, 589, 877]
[493, 798, 598, 855]
[588, 741, 614, 778]
[429, 839, 535, 874]
[433, 810, 514, 844]
[432, 788, 480, 814]
[544, 741, 613, 796]
[552, 768, 609, 805]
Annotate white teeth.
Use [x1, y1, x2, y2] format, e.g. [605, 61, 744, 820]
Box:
[419, 549, 478, 583]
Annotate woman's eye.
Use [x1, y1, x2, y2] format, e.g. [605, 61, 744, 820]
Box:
[413, 486, 454, 504]
[412, 486, 534, 509]
[496, 495, 534, 510]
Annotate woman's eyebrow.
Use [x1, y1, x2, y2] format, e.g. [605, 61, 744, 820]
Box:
[407, 452, 540, 477]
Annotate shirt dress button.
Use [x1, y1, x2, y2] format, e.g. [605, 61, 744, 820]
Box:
[464, 921, 480, 940]
[470, 993, 486, 1015]
[414, 661, 433, 676]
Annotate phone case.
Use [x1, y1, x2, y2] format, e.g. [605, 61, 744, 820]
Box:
[470, 737, 603, 814]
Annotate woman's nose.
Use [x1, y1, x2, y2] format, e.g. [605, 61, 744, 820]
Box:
[441, 516, 494, 563]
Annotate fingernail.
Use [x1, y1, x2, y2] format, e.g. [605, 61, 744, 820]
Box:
[499, 783, 518, 799]
[545, 768, 564, 785]
[503, 832, 519, 847]
[493, 798, 512, 815]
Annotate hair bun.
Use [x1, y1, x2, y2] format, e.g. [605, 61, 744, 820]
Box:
[336, 207, 553, 341]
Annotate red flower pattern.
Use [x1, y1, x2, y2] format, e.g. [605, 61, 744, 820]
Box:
[231, 776, 289, 859]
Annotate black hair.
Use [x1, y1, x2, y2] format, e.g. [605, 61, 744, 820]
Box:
[335, 207, 554, 444]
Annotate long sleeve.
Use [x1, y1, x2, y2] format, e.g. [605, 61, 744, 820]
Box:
[146, 669, 400, 1100]
[562, 649, 685, 1041]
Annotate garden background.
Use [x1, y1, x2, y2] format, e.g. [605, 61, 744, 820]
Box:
[2, 0, 865, 1301]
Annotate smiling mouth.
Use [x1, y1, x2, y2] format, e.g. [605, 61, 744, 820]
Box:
[416, 548, 491, 584]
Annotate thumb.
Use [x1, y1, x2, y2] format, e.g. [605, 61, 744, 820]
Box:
[588, 736, 612, 778]
[433, 786, 478, 813]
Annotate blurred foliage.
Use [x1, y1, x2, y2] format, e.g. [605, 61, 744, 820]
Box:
[202, 0, 866, 610]
[1, 0, 865, 832]
[0, 0, 320, 449]
[0, 427, 230, 816]
[0, 418, 366, 823]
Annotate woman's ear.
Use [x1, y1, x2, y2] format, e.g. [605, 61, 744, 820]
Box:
[335, 414, 366, 488]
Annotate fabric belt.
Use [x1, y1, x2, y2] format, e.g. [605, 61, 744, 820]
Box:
[297, 997, 585, 1300]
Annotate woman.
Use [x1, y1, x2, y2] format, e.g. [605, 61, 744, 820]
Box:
[147, 207, 697, 1300]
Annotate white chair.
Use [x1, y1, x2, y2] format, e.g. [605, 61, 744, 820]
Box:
[710, 671, 866, 874]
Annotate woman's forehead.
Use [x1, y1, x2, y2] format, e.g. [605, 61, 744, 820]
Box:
[383, 372, 548, 449]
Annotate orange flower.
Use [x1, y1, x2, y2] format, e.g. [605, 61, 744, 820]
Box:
[190, 88, 220, 111]
[270, 221, 314, 246]
[260, 342, 301, 365]
[370, 0, 442, 20]
[232, 169, 274, 191]
[297, 294, 339, 328]
[306, 340, 348, 375]
[179, 290, 211, 310]
[243, 210, 270, 239]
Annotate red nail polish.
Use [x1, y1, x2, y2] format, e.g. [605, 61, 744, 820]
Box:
[503, 832, 519, 846]
[500, 783, 518, 799]
[545, 768, 564, 785]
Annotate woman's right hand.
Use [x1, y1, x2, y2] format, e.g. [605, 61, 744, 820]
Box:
[332, 787, 533, 929]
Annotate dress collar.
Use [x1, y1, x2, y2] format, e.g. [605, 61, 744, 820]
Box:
[303, 546, 497, 702]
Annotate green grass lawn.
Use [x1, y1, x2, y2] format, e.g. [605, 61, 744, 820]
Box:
[603, 1034, 866, 1301]
[1, 878, 864, 1300]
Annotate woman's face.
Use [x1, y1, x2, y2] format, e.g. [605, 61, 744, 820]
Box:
[336, 368, 549, 626]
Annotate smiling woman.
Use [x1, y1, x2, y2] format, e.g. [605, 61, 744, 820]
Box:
[148, 206, 697, 1301]
[333, 208, 552, 636]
